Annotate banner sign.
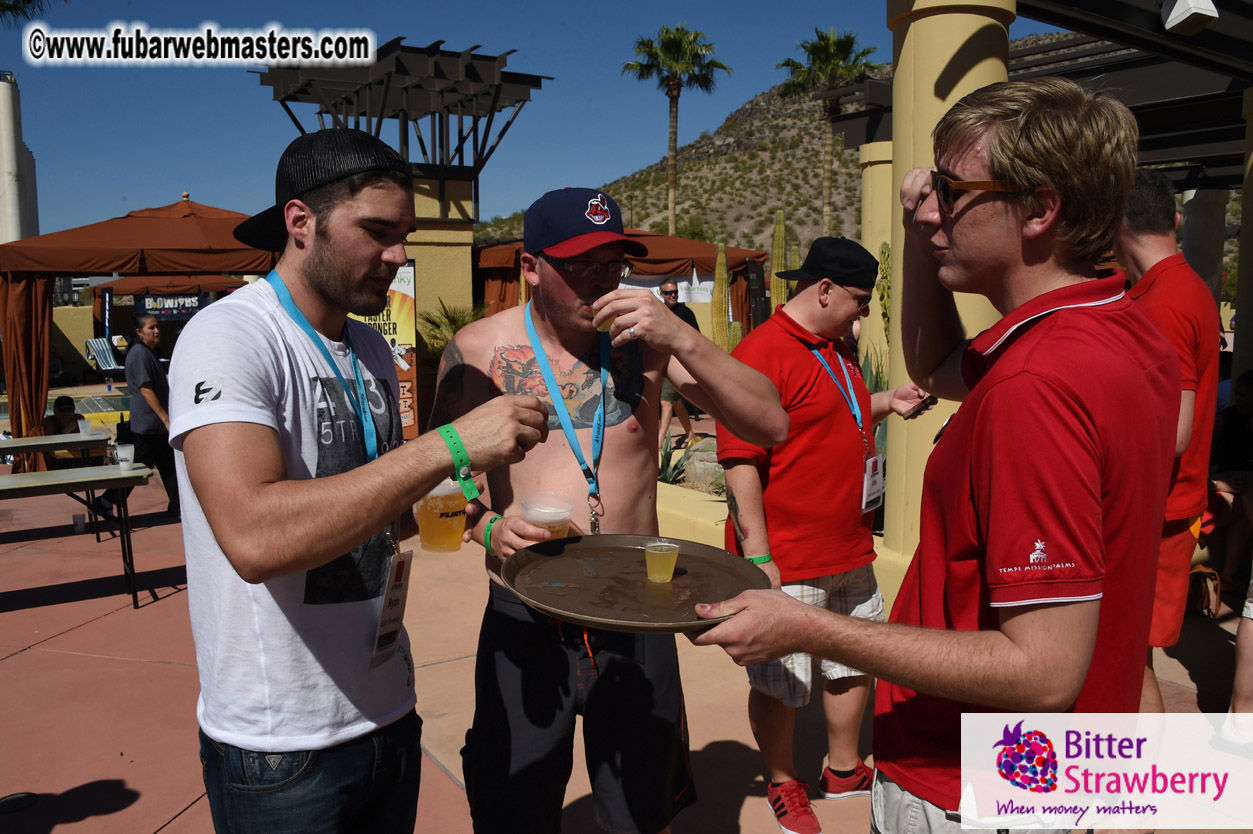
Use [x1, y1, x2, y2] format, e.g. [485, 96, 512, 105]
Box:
[351, 264, 419, 440]
[960, 712, 1253, 828]
[137, 292, 211, 321]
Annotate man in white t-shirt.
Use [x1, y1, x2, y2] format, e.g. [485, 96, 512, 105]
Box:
[169, 129, 549, 834]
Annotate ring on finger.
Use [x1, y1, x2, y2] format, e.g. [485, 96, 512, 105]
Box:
[629, 326, 637, 339]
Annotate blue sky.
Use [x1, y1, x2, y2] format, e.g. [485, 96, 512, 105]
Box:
[2, 0, 1059, 235]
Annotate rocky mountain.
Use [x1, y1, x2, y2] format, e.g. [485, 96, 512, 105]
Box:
[475, 32, 1240, 287]
[474, 81, 859, 266]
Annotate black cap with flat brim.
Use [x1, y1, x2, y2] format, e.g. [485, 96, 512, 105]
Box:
[777, 236, 878, 289]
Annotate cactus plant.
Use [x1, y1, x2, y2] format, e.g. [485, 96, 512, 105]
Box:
[770, 209, 788, 308]
[789, 243, 800, 271]
[711, 241, 731, 352]
[728, 320, 743, 352]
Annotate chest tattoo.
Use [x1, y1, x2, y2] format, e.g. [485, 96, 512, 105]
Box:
[491, 343, 645, 429]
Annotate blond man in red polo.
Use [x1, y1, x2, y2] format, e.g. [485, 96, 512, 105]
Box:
[695, 78, 1180, 833]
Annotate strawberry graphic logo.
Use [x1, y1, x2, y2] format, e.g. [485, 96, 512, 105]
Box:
[993, 721, 1058, 793]
[585, 193, 612, 225]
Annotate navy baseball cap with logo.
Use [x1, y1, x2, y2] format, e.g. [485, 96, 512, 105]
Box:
[524, 188, 648, 258]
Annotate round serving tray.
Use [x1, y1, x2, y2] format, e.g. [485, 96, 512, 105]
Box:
[500, 533, 769, 633]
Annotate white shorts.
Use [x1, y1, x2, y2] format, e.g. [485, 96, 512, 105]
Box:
[870, 770, 1070, 834]
[747, 564, 884, 708]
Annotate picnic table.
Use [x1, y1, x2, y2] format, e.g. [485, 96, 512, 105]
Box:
[0, 429, 112, 457]
[0, 462, 154, 608]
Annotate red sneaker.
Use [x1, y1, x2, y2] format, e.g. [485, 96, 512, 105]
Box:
[819, 760, 874, 799]
[766, 779, 822, 834]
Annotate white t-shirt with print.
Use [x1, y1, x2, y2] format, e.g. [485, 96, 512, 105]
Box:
[169, 278, 415, 753]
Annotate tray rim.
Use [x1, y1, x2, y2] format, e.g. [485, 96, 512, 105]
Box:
[499, 533, 768, 633]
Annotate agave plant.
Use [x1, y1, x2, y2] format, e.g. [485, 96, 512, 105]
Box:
[658, 433, 699, 485]
[416, 299, 487, 371]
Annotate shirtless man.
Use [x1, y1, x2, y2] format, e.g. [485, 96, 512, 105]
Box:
[430, 187, 787, 834]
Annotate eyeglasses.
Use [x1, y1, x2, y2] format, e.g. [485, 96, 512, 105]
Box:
[660, 290, 678, 297]
[930, 171, 1024, 215]
[840, 284, 873, 312]
[540, 253, 634, 281]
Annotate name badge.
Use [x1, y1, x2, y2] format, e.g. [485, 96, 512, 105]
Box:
[861, 451, 885, 513]
[370, 549, 412, 669]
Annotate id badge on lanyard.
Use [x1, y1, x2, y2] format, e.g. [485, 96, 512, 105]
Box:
[861, 450, 885, 513]
[810, 346, 882, 515]
[370, 535, 411, 668]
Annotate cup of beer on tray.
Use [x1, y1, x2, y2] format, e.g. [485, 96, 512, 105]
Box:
[645, 540, 680, 583]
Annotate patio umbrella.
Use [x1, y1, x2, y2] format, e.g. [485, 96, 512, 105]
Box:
[0, 196, 275, 470]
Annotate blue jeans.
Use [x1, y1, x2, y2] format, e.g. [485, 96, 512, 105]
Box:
[199, 711, 422, 834]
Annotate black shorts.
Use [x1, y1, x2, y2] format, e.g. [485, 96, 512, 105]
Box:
[462, 583, 696, 834]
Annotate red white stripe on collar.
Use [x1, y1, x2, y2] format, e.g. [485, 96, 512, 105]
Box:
[974, 290, 1126, 358]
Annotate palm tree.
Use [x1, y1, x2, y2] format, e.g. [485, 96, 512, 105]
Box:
[623, 25, 730, 236]
[777, 27, 881, 237]
[1, 1, 66, 26]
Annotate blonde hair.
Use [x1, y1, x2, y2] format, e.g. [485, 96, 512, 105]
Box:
[933, 77, 1138, 265]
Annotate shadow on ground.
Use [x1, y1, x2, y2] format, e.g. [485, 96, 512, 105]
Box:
[0, 779, 141, 834]
[0, 565, 186, 612]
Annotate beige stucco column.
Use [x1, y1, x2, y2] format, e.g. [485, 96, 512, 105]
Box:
[858, 140, 894, 369]
[1180, 188, 1230, 306]
[1235, 89, 1253, 380]
[878, 0, 1014, 577]
[406, 176, 476, 427]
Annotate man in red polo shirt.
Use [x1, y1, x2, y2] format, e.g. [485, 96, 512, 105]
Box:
[695, 77, 1180, 832]
[1113, 168, 1221, 712]
[718, 237, 931, 834]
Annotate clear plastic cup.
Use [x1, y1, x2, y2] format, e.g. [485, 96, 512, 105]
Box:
[418, 477, 466, 552]
[77, 418, 92, 435]
[115, 443, 135, 470]
[645, 541, 680, 583]
[521, 492, 575, 541]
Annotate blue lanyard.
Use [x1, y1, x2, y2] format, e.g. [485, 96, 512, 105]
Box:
[810, 346, 869, 451]
[265, 270, 380, 462]
[524, 301, 607, 497]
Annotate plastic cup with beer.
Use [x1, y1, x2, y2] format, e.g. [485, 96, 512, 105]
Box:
[596, 314, 616, 333]
[645, 540, 680, 583]
[115, 443, 135, 471]
[418, 477, 467, 552]
[521, 492, 575, 541]
[77, 418, 92, 435]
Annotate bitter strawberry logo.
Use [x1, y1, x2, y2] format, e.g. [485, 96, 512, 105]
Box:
[994, 721, 1058, 793]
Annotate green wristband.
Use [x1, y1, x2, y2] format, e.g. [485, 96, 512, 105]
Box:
[483, 515, 505, 557]
[745, 553, 772, 565]
[437, 424, 480, 501]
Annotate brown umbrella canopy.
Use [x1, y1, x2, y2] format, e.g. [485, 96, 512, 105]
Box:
[0, 197, 275, 465]
[476, 229, 766, 276]
[0, 198, 275, 275]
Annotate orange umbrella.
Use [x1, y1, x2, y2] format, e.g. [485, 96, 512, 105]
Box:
[0, 197, 275, 468]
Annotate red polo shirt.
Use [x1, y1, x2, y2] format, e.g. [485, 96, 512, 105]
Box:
[1127, 252, 1221, 520]
[874, 278, 1180, 811]
[716, 307, 876, 581]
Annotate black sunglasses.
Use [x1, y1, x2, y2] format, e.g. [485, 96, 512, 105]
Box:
[540, 253, 634, 280]
[660, 289, 678, 297]
[930, 171, 1024, 215]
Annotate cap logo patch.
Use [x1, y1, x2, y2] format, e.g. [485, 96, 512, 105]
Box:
[585, 193, 612, 225]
